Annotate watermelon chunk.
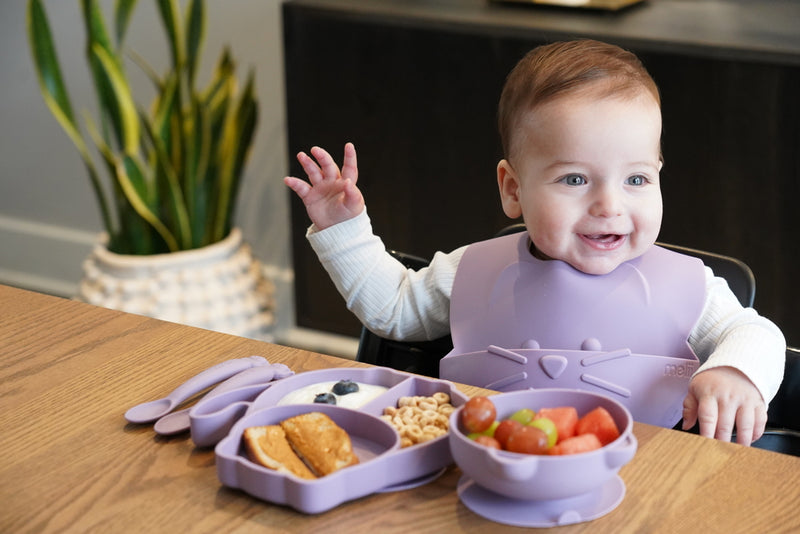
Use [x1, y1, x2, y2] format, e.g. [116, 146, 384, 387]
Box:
[535, 406, 578, 443]
[549, 433, 602, 455]
[575, 406, 620, 446]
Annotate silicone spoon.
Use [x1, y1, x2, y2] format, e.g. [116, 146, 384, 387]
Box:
[152, 363, 294, 435]
[124, 356, 268, 424]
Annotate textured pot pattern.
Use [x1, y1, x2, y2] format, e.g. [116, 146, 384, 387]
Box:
[76, 228, 275, 340]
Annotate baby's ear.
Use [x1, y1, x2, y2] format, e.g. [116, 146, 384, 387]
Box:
[497, 160, 523, 219]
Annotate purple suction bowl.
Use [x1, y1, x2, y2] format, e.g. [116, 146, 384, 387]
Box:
[448, 388, 637, 501]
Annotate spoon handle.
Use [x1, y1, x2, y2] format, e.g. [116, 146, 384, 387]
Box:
[153, 363, 293, 435]
[161, 356, 268, 406]
[125, 356, 267, 423]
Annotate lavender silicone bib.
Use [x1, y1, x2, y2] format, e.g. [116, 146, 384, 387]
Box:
[440, 234, 705, 428]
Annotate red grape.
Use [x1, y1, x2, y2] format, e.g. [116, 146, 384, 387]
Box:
[506, 425, 549, 455]
[493, 419, 522, 449]
[460, 396, 497, 433]
[473, 435, 502, 449]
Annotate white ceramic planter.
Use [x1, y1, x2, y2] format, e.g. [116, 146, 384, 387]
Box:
[76, 228, 275, 340]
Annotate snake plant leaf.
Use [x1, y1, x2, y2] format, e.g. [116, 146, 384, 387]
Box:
[91, 42, 140, 155]
[83, 0, 127, 149]
[156, 0, 184, 71]
[203, 49, 235, 161]
[89, 113, 155, 208]
[201, 48, 234, 106]
[152, 73, 178, 157]
[27, 0, 115, 238]
[129, 49, 164, 93]
[141, 114, 192, 249]
[185, 0, 205, 87]
[29, 0, 259, 255]
[224, 69, 258, 234]
[117, 155, 179, 252]
[85, 111, 123, 182]
[196, 54, 235, 242]
[86, 113, 155, 253]
[212, 70, 258, 241]
[28, 0, 76, 127]
[83, 0, 117, 68]
[211, 99, 237, 239]
[155, 0, 189, 200]
[28, 0, 88, 156]
[87, 112, 159, 252]
[114, 0, 139, 47]
[231, 70, 258, 189]
[185, 96, 211, 247]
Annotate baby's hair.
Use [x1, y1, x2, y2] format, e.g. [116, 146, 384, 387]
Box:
[498, 39, 661, 160]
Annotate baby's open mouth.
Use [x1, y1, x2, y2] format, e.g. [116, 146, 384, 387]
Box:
[582, 233, 626, 249]
[587, 234, 622, 243]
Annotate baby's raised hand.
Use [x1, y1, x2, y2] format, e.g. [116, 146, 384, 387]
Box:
[682, 366, 767, 446]
[284, 143, 365, 230]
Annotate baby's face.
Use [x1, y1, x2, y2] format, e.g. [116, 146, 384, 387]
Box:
[498, 91, 663, 275]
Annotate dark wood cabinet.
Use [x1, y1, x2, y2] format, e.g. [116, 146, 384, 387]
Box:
[283, 0, 800, 344]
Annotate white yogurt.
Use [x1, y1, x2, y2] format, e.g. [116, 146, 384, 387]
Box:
[276, 380, 389, 409]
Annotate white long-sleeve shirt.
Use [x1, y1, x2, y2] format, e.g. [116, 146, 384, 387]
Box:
[307, 210, 786, 404]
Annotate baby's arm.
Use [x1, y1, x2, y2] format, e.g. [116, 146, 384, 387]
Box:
[682, 366, 767, 446]
[284, 143, 365, 230]
[307, 211, 461, 342]
[286, 142, 460, 341]
[685, 268, 785, 446]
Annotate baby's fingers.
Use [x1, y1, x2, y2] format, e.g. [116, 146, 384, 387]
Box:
[695, 396, 724, 440]
[733, 408, 755, 446]
[296, 151, 325, 184]
[283, 176, 311, 199]
[681, 394, 699, 431]
[309, 146, 344, 181]
[734, 405, 767, 446]
[341, 142, 359, 183]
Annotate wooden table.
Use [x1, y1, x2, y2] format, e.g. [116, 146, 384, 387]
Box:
[2, 284, 799, 533]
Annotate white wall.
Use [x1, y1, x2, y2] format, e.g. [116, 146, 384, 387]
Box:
[0, 1, 357, 355]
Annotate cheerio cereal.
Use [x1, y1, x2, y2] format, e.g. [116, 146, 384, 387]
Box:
[381, 392, 454, 448]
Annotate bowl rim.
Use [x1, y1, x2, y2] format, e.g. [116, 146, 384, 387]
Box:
[450, 387, 634, 458]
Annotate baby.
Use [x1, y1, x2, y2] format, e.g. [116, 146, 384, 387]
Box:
[284, 39, 785, 445]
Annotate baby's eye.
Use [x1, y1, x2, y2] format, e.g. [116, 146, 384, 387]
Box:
[626, 175, 646, 186]
[561, 174, 586, 186]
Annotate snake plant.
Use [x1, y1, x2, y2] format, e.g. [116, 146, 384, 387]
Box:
[27, 0, 258, 254]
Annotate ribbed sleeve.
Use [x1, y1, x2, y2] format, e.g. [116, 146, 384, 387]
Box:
[689, 268, 786, 404]
[307, 210, 463, 341]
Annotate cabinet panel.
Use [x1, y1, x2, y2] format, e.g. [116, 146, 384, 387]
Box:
[284, 1, 800, 342]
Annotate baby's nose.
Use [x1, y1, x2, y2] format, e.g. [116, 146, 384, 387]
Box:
[589, 187, 623, 218]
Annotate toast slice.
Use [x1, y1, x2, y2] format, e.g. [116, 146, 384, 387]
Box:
[280, 412, 359, 476]
[243, 425, 317, 480]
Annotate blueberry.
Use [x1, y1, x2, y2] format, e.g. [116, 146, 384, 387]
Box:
[332, 379, 359, 395]
[314, 392, 337, 404]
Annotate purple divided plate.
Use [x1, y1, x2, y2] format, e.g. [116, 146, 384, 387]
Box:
[212, 367, 469, 512]
[215, 404, 399, 514]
